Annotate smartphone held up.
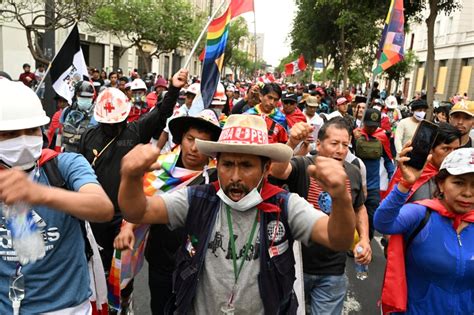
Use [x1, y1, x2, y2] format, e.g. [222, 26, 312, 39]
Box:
[405, 120, 439, 170]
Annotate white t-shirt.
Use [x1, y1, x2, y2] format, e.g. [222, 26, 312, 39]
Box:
[161, 187, 325, 314]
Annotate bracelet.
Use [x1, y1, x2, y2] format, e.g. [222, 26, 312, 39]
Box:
[399, 178, 413, 190]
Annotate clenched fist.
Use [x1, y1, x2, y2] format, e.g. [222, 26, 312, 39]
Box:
[121, 144, 161, 178]
[308, 156, 349, 198]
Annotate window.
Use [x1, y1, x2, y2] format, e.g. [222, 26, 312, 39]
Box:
[435, 20, 441, 37]
[436, 61, 448, 94]
[446, 17, 453, 34]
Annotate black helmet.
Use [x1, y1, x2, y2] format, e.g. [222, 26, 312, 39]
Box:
[75, 81, 94, 97]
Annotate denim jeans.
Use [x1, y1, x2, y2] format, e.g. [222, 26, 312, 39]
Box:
[365, 188, 381, 240]
[304, 273, 348, 315]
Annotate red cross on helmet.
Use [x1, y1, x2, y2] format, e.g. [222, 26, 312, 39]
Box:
[94, 87, 131, 124]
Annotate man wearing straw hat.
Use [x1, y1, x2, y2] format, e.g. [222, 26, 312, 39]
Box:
[118, 115, 356, 314]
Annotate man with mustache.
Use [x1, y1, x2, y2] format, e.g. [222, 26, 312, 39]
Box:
[271, 118, 370, 315]
[118, 115, 356, 314]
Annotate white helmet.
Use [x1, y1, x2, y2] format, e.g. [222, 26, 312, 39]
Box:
[130, 79, 147, 91]
[94, 88, 131, 124]
[0, 79, 50, 131]
[185, 83, 200, 95]
[211, 82, 227, 106]
[385, 95, 398, 109]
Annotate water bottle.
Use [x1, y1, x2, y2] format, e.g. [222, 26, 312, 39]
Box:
[9, 265, 25, 315]
[2, 202, 46, 265]
[354, 245, 368, 280]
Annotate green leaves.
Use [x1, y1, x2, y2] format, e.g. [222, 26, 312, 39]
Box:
[90, 0, 204, 62]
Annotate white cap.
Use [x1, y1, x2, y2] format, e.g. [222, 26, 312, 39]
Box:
[185, 83, 200, 95]
[385, 95, 398, 109]
[130, 79, 147, 91]
[440, 148, 474, 175]
[0, 79, 50, 131]
[211, 83, 226, 106]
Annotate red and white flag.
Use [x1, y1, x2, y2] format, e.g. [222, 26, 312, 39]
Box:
[285, 55, 306, 76]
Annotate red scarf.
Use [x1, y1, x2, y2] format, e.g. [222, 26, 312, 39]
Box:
[415, 198, 474, 229]
[380, 198, 474, 314]
[38, 149, 59, 166]
[382, 162, 439, 200]
[285, 108, 307, 128]
[357, 127, 393, 160]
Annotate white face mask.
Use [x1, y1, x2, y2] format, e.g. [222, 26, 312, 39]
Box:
[413, 111, 426, 121]
[0, 135, 43, 170]
[216, 176, 264, 212]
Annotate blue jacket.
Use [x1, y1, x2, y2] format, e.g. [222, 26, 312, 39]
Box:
[374, 186, 474, 314]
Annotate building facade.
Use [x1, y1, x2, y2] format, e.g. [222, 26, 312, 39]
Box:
[406, 0, 474, 102]
[0, 0, 212, 81]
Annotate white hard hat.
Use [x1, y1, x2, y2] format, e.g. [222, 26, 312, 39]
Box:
[185, 83, 200, 95]
[211, 82, 227, 106]
[0, 79, 50, 131]
[94, 88, 131, 124]
[130, 79, 147, 91]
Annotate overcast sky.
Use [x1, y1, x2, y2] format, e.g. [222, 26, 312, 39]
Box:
[242, 0, 296, 67]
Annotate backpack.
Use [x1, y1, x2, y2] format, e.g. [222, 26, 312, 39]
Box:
[355, 137, 383, 160]
[61, 109, 92, 152]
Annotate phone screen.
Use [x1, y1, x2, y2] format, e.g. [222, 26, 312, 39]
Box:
[406, 120, 439, 170]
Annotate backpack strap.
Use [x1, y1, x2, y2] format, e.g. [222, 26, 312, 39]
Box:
[41, 155, 93, 261]
[268, 120, 277, 136]
[406, 209, 432, 249]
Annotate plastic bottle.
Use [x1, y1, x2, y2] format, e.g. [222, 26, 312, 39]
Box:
[354, 245, 368, 280]
[2, 202, 46, 265]
[9, 266, 25, 315]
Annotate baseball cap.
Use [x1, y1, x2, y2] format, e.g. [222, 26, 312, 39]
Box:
[306, 96, 319, 107]
[282, 93, 298, 103]
[336, 97, 348, 106]
[363, 108, 381, 127]
[450, 100, 474, 117]
[439, 148, 474, 175]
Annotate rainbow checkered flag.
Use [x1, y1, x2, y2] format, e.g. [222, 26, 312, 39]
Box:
[373, 0, 405, 74]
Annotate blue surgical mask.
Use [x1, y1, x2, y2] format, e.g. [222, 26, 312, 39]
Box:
[77, 97, 93, 111]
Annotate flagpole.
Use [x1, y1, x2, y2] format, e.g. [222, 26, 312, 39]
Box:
[183, 0, 227, 70]
[253, 4, 258, 76]
[35, 22, 81, 94]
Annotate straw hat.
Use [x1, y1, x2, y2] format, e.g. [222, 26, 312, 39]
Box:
[195, 114, 293, 162]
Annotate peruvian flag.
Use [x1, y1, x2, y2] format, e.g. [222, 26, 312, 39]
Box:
[285, 55, 307, 76]
[230, 0, 254, 19]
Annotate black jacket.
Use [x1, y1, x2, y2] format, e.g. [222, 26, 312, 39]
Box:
[79, 85, 179, 213]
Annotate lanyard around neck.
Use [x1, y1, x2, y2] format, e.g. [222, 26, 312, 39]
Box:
[225, 205, 258, 283]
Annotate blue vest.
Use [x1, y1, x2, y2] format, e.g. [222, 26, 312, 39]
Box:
[169, 183, 298, 314]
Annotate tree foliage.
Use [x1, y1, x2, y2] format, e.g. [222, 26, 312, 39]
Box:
[290, 0, 388, 87]
[0, 0, 103, 64]
[90, 0, 203, 72]
[223, 17, 250, 68]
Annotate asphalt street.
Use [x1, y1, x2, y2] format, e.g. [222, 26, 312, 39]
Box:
[132, 237, 386, 315]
